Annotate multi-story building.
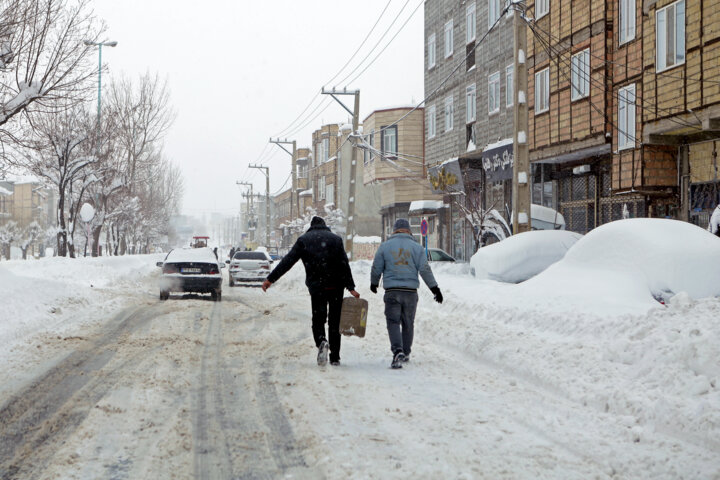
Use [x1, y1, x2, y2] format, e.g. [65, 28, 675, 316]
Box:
[310, 124, 342, 216]
[363, 106, 439, 239]
[637, 0, 720, 227]
[425, 0, 515, 259]
[0, 181, 12, 226]
[526, 0, 619, 234]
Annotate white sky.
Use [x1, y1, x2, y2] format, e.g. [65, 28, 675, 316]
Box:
[92, 0, 425, 216]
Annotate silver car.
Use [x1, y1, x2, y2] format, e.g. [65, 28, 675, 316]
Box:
[226, 250, 272, 286]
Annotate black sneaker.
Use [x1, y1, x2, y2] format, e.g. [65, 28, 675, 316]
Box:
[330, 360, 340, 366]
[391, 352, 405, 369]
[317, 340, 329, 366]
[401, 354, 410, 363]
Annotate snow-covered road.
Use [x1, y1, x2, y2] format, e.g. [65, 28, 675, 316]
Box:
[0, 255, 718, 479]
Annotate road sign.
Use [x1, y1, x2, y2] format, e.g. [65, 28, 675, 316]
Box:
[420, 218, 428, 236]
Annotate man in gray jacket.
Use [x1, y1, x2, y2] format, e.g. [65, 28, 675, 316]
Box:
[370, 218, 443, 369]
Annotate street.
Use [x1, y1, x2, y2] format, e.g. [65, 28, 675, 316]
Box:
[1, 258, 718, 479]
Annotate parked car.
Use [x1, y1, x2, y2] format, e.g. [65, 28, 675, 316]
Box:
[157, 247, 224, 301]
[427, 248, 456, 262]
[226, 250, 272, 286]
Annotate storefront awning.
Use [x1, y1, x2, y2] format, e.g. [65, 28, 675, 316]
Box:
[408, 200, 445, 216]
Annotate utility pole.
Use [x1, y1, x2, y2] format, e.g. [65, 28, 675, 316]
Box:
[322, 87, 359, 258]
[512, 3, 532, 234]
[269, 138, 297, 220]
[237, 181, 253, 242]
[249, 164, 270, 246]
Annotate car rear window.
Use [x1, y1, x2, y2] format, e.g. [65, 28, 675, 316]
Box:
[234, 252, 267, 260]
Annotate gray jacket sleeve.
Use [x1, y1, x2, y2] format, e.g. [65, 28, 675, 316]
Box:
[370, 244, 385, 286]
[416, 245, 438, 289]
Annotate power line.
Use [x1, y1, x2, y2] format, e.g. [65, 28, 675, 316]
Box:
[334, 0, 415, 87]
[281, 0, 423, 141]
[366, 2, 512, 140]
[526, 13, 720, 87]
[527, 18, 703, 132]
[526, 18, 702, 140]
[272, 0, 394, 139]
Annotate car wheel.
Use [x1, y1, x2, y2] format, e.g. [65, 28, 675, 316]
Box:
[160, 290, 169, 301]
[229, 278, 234, 287]
[211, 289, 221, 302]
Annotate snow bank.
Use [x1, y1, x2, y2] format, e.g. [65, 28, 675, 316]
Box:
[470, 230, 582, 283]
[0, 254, 162, 348]
[353, 235, 381, 244]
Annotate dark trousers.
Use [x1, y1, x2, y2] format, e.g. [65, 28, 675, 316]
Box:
[310, 288, 344, 362]
[383, 290, 418, 356]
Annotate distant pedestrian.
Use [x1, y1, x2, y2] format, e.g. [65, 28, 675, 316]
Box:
[262, 216, 359, 366]
[229, 247, 236, 260]
[370, 218, 442, 369]
[709, 204, 720, 237]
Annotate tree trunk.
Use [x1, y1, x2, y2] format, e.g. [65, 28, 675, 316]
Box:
[91, 225, 102, 257]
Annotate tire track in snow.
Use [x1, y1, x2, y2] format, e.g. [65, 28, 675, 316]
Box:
[0, 304, 162, 480]
[191, 292, 317, 479]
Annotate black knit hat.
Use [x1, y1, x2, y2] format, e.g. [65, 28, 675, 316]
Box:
[310, 216, 326, 227]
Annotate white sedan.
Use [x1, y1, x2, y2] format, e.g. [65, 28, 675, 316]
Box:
[226, 250, 273, 286]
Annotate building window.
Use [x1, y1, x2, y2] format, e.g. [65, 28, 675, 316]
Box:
[535, 67, 549, 114]
[466, 84, 477, 123]
[428, 105, 436, 139]
[506, 64, 514, 107]
[618, 84, 636, 150]
[619, 0, 635, 44]
[571, 48, 590, 100]
[444, 96, 454, 132]
[381, 125, 398, 159]
[488, 72, 500, 114]
[488, 0, 500, 28]
[319, 176, 326, 200]
[466, 3, 476, 43]
[536, 0, 549, 19]
[656, 0, 685, 72]
[428, 33, 436, 69]
[326, 183, 334, 205]
[322, 138, 329, 163]
[444, 20, 453, 58]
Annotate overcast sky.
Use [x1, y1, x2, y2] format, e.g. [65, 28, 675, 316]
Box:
[92, 0, 425, 217]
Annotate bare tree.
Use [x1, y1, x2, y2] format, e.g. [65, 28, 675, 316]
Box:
[0, 0, 103, 135]
[18, 219, 41, 258]
[9, 105, 95, 256]
[96, 72, 175, 254]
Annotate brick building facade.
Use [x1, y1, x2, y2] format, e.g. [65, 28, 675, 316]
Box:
[425, 0, 515, 259]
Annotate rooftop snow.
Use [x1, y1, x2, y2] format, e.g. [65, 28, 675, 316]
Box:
[483, 137, 514, 152]
[165, 247, 219, 263]
[409, 200, 444, 213]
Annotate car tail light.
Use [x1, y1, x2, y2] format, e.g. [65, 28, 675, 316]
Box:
[261, 263, 270, 270]
[208, 267, 219, 275]
[163, 264, 178, 274]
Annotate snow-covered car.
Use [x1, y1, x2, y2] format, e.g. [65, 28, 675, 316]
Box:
[226, 250, 272, 286]
[157, 247, 224, 301]
[520, 218, 720, 310]
[471, 230, 583, 283]
[427, 248, 456, 262]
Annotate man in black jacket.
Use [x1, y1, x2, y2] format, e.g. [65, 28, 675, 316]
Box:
[262, 216, 360, 366]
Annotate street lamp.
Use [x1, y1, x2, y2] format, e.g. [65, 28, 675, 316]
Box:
[84, 40, 118, 131]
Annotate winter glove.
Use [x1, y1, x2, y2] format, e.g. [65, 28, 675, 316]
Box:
[430, 286, 443, 304]
[370, 284, 378, 294]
